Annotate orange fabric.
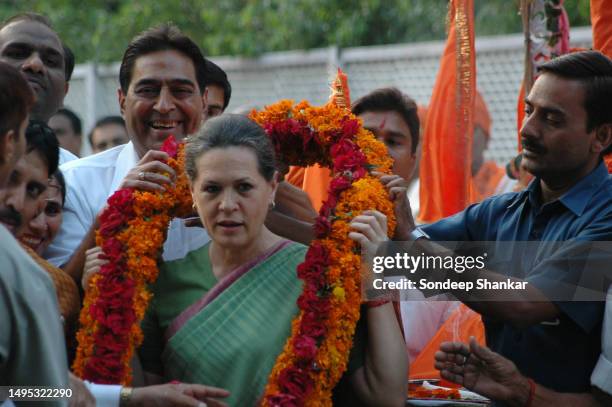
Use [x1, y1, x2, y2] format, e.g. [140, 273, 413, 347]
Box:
[591, 0, 612, 59]
[471, 160, 507, 202]
[285, 165, 332, 212]
[409, 304, 485, 380]
[474, 91, 491, 139]
[418, 0, 476, 223]
[22, 244, 80, 361]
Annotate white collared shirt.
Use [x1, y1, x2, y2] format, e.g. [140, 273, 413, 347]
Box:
[59, 147, 78, 165]
[46, 142, 209, 267]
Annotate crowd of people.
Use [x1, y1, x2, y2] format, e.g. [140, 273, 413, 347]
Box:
[1, 9, 612, 407]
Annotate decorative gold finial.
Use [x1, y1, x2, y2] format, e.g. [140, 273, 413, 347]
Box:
[329, 68, 351, 110]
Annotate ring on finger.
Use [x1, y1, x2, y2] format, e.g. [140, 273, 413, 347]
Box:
[138, 171, 146, 181]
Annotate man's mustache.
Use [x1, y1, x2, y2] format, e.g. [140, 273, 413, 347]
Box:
[0, 206, 22, 229]
[521, 138, 546, 154]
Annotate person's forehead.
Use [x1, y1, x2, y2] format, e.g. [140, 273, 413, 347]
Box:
[359, 110, 411, 136]
[528, 72, 586, 113]
[0, 20, 63, 54]
[49, 114, 72, 131]
[130, 49, 198, 87]
[20, 150, 49, 180]
[95, 122, 127, 136]
[206, 84, 225, 106]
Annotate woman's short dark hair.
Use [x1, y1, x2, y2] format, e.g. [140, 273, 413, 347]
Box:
[185, 114, 276, 182]
[119, 23, 207, 94]
[25, 120, 59, 176]
[51, 168, 66, 207]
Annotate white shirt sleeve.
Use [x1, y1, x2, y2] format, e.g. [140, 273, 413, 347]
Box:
[591, 286, 612, 395]
[83, 382, 121, 407]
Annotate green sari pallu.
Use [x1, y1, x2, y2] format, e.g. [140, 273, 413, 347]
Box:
[152, 241, 307, 406]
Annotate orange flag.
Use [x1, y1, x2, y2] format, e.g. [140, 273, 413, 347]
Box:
[418, 0, 475, 223]
[591, 0, 612, 59]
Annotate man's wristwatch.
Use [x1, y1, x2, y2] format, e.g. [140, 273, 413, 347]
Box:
[119, 386, 133, 407]
[409, 227, 430, 241]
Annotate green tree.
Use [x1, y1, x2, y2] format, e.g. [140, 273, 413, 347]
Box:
[0, 0, 591, 64]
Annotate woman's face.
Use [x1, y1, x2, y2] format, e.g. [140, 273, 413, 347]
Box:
[19, 176, 63, 256]
[191, 146, 277, 251]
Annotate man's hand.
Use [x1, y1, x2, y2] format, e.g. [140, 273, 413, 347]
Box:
[375, 172, 416, 240]
[82, 246, 107, 291]
[349, 210, 389, 266]
[130, 382, 230, 407]
[434, 337, 530, 406]
[274, 181, 317, 222]
[68, 373, 95, 407]
[119, 150, 176, 192]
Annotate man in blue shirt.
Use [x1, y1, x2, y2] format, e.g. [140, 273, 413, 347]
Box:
[385, 50, 612, 395]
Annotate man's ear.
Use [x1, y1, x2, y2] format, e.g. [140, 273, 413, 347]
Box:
[0, 129, 16, 165]
[202, 87, 208, 114]
[594, 124, 612, 154]
[118, 88, 126, 116]
[64, 82, 70, 97]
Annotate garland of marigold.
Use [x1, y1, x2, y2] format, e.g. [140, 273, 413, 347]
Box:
[73, 137, 191, 384]
[73, 73, 397, 403]
[250, 98, 396, 406]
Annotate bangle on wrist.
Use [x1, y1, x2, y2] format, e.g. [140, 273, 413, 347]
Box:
[119, 386, 133, 407]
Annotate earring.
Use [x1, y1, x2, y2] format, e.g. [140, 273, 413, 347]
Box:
[269, 201, 276, 210]
[192, 203, 197, 211]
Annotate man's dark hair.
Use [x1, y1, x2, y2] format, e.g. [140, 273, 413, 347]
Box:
[0, 62, 35, 146]
[26, 120, 59, 176]
[204, 59, 231, 109]
[119, 23, 206, 94]
[1, 12, 73, 81]
[54, 107, 82, 135]
[539, 50, 612, 133]
[63, 44, 75, 81]
[352, 87, 420, 154]
[88, 115, 125, 145]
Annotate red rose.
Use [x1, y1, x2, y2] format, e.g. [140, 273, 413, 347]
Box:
[293, 335, 318, 361]
[266, 393, 300, 407]
[306, 242, 329, 266]
[98, 209, 127, 237]
[313, 216, 331, 238]
[300, 312, 326, 339]
[101, 238, 124, 263]
[296, 261, 325, 282]
[333, 152, 366, 173]
[161, 135, 178, 158]
[277, 366, 314, 399]
[330, 138, 356, 160]
[341, 118, 360, 138]
[297, 284, 330, 314]
[319, 196, 337, 218]
[329, 176, 351, 195]
[105, 189, 135, 213]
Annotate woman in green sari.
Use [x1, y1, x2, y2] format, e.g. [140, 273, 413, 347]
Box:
[139, 114, 407, 406]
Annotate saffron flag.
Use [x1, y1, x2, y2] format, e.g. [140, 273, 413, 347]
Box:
[591, 0, 612, 58]
[418, 0, 475, 223]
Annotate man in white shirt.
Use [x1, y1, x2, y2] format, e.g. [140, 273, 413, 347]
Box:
[46, 23, 210, 283]
[0, 12, 78, 164]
